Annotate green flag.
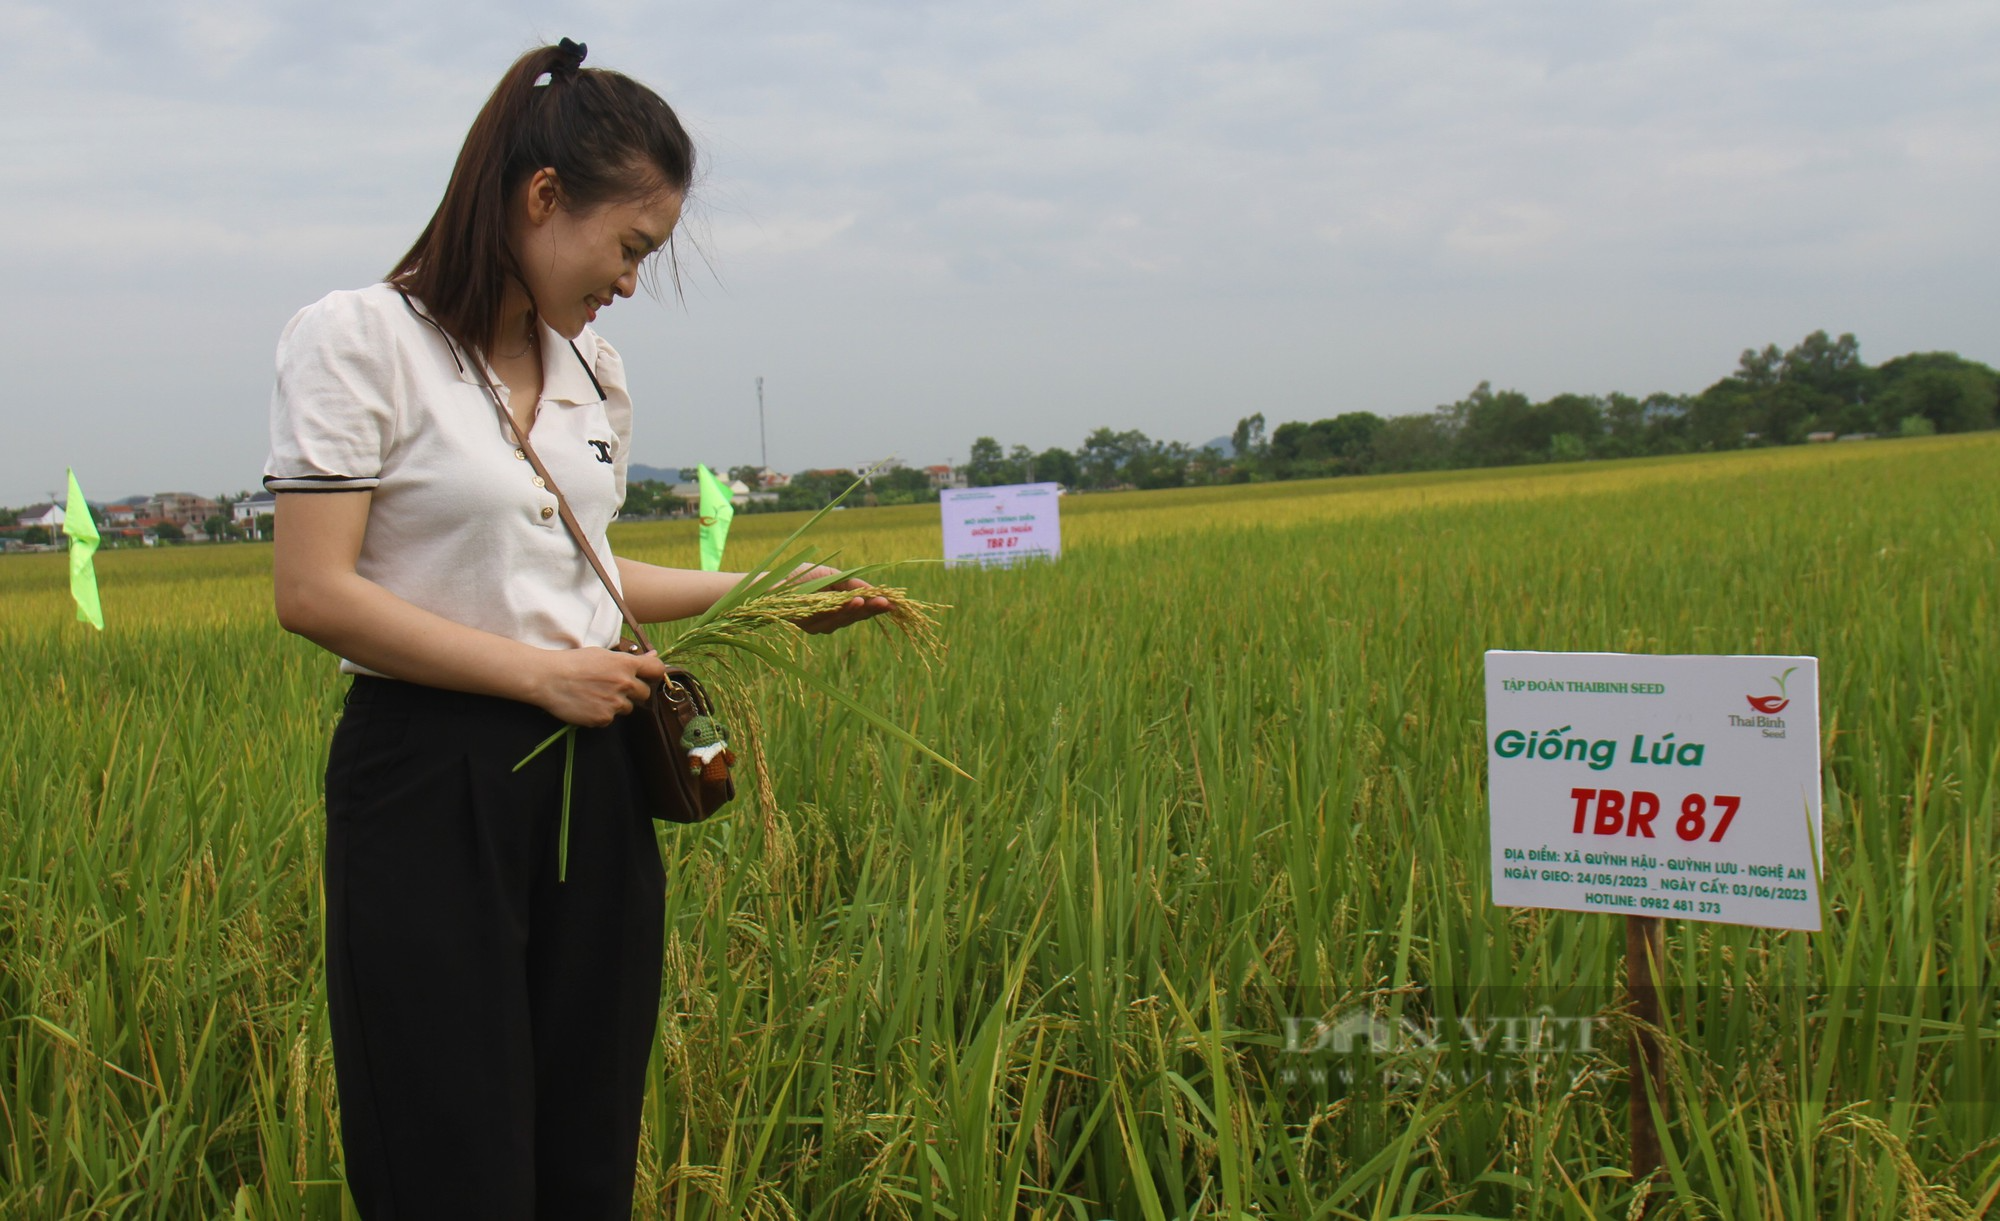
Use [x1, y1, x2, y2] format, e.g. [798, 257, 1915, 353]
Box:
[695, 465, 735, 572]
[64, 468, 103, 630]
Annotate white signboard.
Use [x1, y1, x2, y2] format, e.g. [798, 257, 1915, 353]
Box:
[1486, 651, 1821, 931]
[940, 483, 1061, 567]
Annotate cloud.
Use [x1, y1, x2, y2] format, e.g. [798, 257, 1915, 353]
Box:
[699, 210, 860, 264]
[2, 0, 1998, 502]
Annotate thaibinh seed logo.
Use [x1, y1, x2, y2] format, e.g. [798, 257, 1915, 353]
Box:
[1745, 667, 1797, 715]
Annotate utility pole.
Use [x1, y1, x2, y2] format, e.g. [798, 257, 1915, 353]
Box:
[756, 376, 768, 475]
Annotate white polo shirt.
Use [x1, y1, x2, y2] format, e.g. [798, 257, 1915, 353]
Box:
[265, 282, 635, 675]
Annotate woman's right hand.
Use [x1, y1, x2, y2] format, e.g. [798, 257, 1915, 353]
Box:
[531, 647, 667, 727]
[275, 494, 671, 715]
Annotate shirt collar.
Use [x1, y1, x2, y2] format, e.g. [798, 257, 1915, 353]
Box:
[537, 321, 604, 405]
[398, 291, 602, 404]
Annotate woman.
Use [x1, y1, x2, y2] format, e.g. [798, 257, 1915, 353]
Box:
[267, 39, 881, 1219]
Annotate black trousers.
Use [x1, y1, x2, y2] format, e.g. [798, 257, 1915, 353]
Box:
[324, 676, 665, 1220]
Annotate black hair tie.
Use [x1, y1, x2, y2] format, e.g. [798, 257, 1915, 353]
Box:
[555, 37, 588, 75]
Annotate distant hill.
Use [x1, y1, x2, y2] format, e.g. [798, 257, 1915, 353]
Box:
[628, 464, 693, 484]
[1201, 436, 1234, 457]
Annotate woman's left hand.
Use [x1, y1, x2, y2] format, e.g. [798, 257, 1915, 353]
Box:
[789, 565, 892, 634]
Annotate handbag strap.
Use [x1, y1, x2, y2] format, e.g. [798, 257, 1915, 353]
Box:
[474, 348, 660, 657]
[390, 288, 660, 656]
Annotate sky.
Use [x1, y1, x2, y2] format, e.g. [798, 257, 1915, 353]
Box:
[3, 0, 1997, 506]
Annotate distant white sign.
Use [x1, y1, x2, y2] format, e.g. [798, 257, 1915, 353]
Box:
[1486, 651, 1822, 931]
[940, 483, 1061, 566]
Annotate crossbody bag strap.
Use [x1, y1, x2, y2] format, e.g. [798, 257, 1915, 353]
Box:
[474, 362, 659, 656]
[390, 288, 659, 654]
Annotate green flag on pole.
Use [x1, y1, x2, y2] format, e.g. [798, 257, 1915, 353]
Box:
[695, 464, 735, 572]
[64, 468, 103, 630]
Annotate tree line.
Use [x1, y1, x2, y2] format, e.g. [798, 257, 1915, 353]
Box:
[963, 430, 1227, 491]
[962, 332, 1999, 489]
[619, 465, 944, 517]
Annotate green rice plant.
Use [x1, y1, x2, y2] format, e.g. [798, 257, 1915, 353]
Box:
[515, 483, 965, 879]
[1, 433, 1995, 1218]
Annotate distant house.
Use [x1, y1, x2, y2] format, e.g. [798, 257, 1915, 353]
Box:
[232, 491, 277, 523]
[665, 480, 756, 513]
[105, 504, 138, 527]
[15, 504, 64, 531]
[120, 515, 172, 542]
[1806, 431, 1838, 444]
[924, 464, 962, 490]
[145, 492, 221, 527]
[233, 492, 278, 537]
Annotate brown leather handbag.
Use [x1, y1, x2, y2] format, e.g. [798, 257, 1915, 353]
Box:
[477, 359, 735, 824]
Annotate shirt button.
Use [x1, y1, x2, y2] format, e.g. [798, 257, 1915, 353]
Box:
[532, 476, 546, 488]
[540, 506, 555, 520]
[514, 449, 526, 461]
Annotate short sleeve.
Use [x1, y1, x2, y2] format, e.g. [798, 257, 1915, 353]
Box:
[589, 331, 634, 507]
[264, 290, 400, 492]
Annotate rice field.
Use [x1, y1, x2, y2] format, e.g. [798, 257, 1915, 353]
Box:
[2, 433, 1996, 1219]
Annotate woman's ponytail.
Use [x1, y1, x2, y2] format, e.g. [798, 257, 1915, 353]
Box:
[389, 40, 695, 360]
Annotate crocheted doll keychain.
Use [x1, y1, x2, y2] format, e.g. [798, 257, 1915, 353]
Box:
[680, 715, 736, 784]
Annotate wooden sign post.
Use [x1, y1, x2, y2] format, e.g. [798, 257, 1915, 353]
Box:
[1626, 914, 1666, 1197]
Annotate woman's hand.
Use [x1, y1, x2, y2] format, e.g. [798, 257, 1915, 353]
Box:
[788, 564, 892, 634]
[529, 647, 667, 727]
